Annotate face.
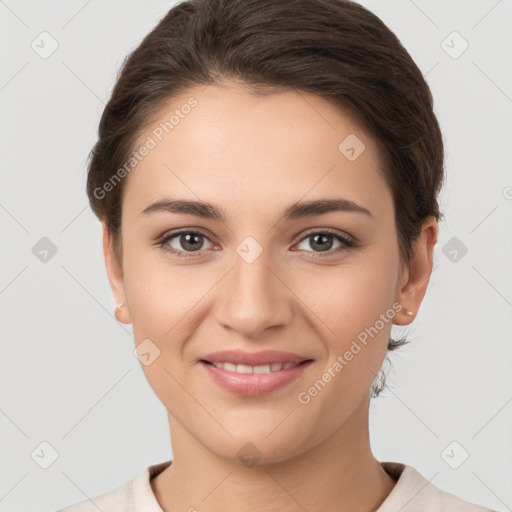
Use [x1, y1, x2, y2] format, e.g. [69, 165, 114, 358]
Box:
[104, 80, 436, 465]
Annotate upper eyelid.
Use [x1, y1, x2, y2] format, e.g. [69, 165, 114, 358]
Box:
[159, 228, 214, 244]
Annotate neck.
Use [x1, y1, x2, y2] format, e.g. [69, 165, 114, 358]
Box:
[151, 393, 396, 512]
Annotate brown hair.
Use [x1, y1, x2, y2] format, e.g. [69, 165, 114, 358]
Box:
[86, 0, 445, 396]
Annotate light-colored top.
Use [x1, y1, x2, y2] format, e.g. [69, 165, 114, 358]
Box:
[56, 460, 496, 512]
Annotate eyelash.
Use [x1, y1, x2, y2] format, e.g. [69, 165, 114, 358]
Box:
[156, 228, 357, 259]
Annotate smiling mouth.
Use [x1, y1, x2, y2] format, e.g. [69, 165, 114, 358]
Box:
[200, 359, 312, 374]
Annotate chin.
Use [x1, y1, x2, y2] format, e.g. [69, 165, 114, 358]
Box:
[199, 427, 314, 468]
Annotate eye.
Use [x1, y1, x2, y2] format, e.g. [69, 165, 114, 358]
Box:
[158, 230, 217, 258]
[293, 229, 356, 257]
[157, 228, 357, 259]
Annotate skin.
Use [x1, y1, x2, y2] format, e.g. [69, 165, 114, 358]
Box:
[103, 80, 438, 512]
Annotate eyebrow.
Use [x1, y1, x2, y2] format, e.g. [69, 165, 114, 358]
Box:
[140, 197, 373, 221]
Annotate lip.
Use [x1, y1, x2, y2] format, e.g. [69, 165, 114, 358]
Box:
[200, 349, 311, 366]
[199, 350, 314, 396]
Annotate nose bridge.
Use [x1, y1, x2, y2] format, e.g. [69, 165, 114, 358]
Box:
[215, 237, 291, 337]
[234, 243, 275, 298]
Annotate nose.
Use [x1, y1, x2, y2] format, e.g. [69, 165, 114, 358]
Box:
[214, 247, 293, 339]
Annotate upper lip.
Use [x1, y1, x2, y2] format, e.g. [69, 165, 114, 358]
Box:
[200, 350, 312, 366]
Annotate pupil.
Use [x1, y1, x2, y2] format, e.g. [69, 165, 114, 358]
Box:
[182, 233, 202, 251]
[311, 234, 332, 252]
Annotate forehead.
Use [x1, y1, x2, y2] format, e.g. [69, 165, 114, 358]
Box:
[123, 82, 392, 222]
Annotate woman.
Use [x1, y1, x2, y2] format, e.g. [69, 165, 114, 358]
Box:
[58, 0, 495, 510]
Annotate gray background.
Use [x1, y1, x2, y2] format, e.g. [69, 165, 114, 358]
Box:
[0, 1, 511, 511]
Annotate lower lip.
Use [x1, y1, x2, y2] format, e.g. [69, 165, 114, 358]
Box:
[200, 360, 313, 396]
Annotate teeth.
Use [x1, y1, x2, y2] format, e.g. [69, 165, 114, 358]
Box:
[223, 362, 238, 372]
[210, 361, 301, 373]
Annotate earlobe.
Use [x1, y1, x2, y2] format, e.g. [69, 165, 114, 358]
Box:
[102, 221, 132, 324]
[394, 216, 438, 326]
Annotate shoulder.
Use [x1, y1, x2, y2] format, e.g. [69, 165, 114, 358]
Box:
[56, 460, 172, 512]
[379, 462, 497, 512]
[56, 478, 133, 512]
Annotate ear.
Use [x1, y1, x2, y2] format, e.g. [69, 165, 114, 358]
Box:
[102, 221, 132, 324]
[394, 216, 438, 325]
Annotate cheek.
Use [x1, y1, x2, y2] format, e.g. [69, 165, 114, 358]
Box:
[295, 250, 399, 338]
[294, 246, 400, 385]
[122, 244, 211, 337]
